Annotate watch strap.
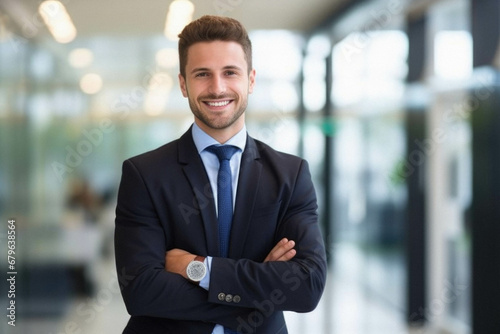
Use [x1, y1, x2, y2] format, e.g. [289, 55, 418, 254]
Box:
[194, 255, 206, 263]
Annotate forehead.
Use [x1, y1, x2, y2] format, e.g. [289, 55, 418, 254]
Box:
[185, 41, 247, 70]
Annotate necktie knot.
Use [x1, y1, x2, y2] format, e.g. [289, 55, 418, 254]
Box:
[206, 145, 239, 162]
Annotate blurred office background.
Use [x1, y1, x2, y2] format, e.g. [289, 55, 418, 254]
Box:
[1, 0, 500, 333]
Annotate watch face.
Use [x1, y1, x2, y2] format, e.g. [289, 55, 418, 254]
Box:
[187, 260, 207, 282]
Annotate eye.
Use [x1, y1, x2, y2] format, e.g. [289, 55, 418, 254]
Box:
[225, 70, 237, 76]
[195, 72, 209, 78]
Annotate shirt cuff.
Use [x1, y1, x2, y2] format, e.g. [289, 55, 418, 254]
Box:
[199, 256, 212, 290]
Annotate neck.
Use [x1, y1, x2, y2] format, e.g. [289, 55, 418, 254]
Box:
[195, 118, 245, 144]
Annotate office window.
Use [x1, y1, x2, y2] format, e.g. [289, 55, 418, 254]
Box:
[328, 25, 409, 332]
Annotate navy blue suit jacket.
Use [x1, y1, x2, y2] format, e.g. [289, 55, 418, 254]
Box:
[114, 128, 327, 334]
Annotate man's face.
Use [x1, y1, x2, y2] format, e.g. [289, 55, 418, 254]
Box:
[179, 41, 256, 136]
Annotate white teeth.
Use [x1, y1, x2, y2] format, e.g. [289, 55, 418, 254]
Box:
[207, 101, 230, 107]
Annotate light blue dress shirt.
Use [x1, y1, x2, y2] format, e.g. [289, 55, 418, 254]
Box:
[191, 122, 247, 334]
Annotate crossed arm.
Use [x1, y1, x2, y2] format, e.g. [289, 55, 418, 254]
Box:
[116, 157, 327, 327]
[165, 238, 297, 279]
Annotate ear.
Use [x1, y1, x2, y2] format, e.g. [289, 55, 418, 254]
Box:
[178, 73, 188, 97]
[248, 68, 256, 94]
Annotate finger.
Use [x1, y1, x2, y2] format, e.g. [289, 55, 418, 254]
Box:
[274, 241, 296, 261]
[264, 238, 289, 261]
[264, 238, 286, 260]
[276, 248, 296, 262]
[265, 244, 295, 262]
[265, 239, 295, 262]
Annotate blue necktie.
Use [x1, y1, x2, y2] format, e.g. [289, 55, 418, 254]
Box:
[206, 145, 240, 334]
[206, 145, 239, 258]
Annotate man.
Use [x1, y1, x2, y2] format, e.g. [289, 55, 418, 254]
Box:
[115, 15, 327, 334]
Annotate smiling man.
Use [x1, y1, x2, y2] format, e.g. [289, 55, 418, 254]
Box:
[114, 15, 327, 334]
[179, 40, 253, 143]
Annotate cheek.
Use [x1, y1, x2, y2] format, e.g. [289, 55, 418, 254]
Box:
[183, 84, 197, 99]
[185, 84, 205, 99]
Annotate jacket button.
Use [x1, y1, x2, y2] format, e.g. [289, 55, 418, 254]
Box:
[225, 294, 233, 303]
[233, 295, 241, 303]
[218, 293, 225, 301]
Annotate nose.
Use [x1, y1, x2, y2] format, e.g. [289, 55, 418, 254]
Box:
[208, 74, 226, 96]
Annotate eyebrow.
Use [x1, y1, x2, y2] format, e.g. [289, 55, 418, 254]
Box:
[190, 65, 244, 74]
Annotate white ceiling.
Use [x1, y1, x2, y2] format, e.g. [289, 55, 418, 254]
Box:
[2, 0, 349, 39]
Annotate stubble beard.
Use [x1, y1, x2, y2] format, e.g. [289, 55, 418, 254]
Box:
[189, 94, 248, 130]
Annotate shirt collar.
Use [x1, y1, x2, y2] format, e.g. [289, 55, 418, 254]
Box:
[192, 122, 247, 154]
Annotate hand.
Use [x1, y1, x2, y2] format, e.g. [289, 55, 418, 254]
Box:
[264, 238, 296, 262]
[165, 249, 195, 279]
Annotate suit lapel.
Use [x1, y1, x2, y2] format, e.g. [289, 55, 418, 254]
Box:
[230, 136, 262, 259]
[178, 129, 262, 259]
[178, 128, 219, 256]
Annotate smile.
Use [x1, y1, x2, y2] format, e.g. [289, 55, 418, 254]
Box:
[205, 100, 231, 107]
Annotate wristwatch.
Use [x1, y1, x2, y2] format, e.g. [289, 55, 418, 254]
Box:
[186, 255, 207, 284]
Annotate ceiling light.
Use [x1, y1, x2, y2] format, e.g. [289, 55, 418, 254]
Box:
[164, 0, 195, 41]
[80, 73, 103, 95]
[68, 48, 94, 68]
[39, 0, 77, 44]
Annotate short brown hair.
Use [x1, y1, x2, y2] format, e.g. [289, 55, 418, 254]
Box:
[178, 15, 252, 78]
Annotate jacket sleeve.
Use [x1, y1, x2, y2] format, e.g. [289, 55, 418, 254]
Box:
[208, 160, 328, 312]
[114, 159, 253, 327]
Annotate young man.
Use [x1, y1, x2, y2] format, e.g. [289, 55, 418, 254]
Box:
[115, 15, 327, 334]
